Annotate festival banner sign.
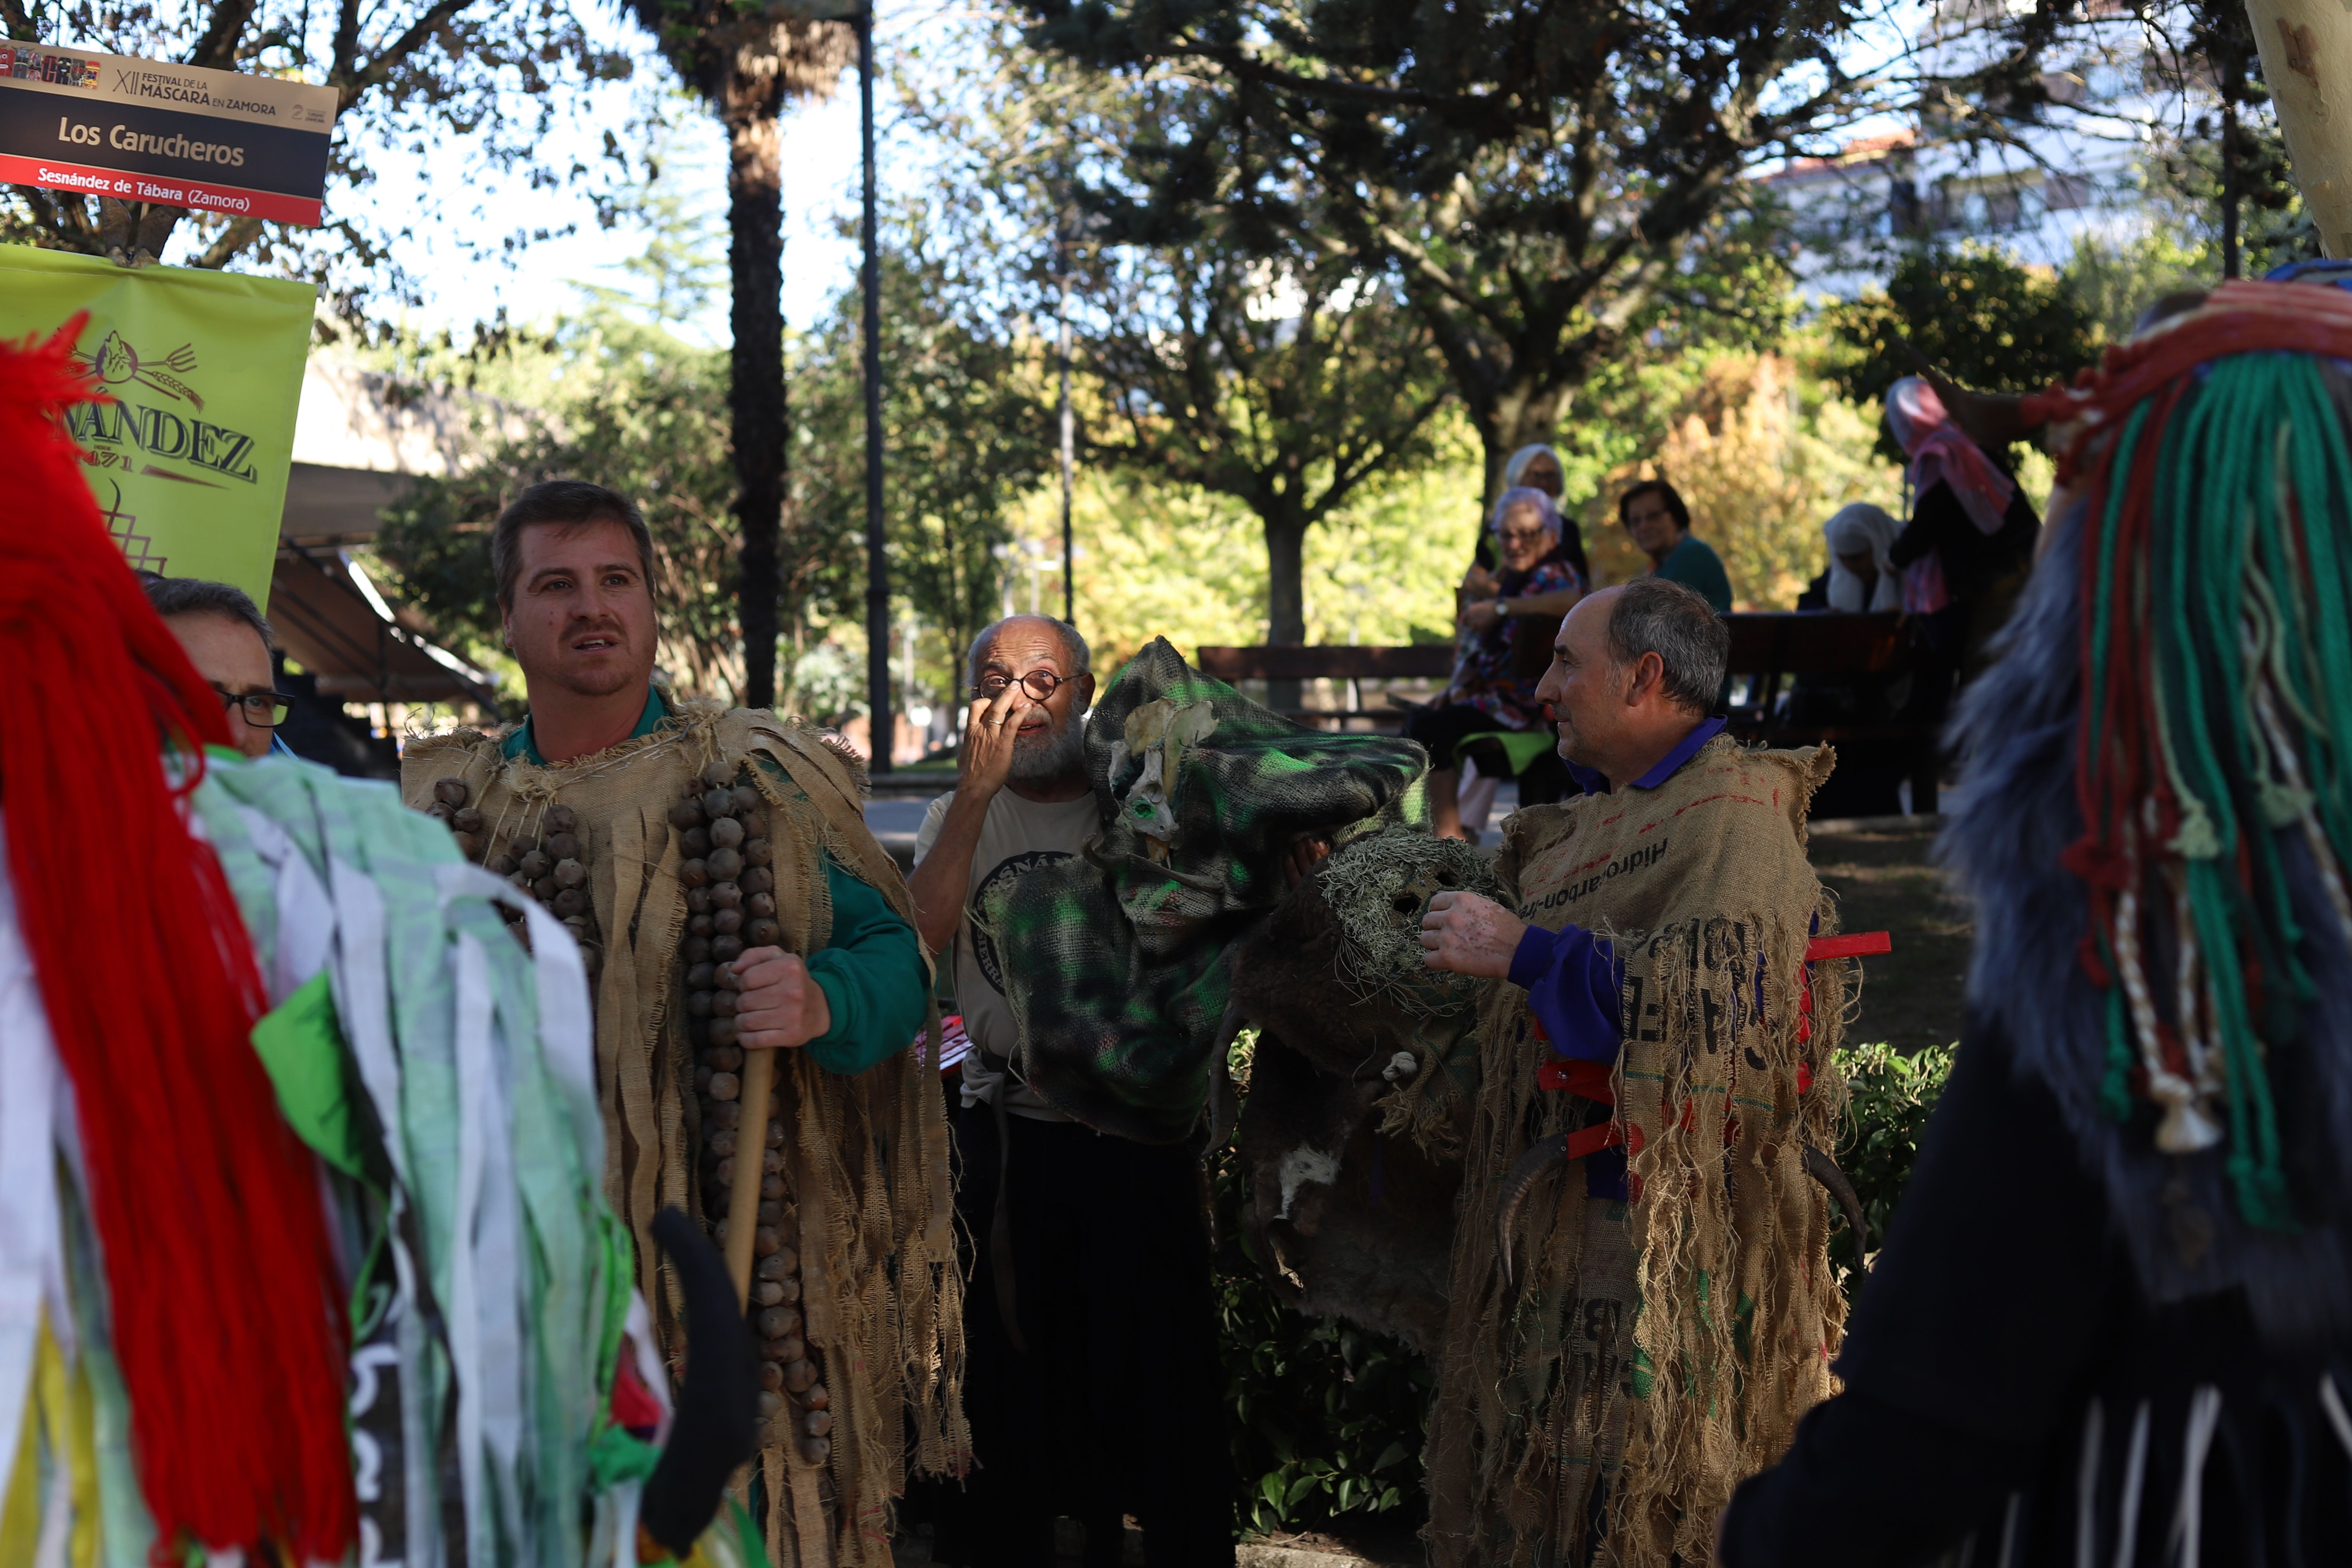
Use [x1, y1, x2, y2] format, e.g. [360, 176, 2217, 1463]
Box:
[0, 245, 314, 609]
[0, 43, 337, 225]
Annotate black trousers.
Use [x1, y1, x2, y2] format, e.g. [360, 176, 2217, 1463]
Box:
[1400, 699, 1517, 772]
[933, 1105, 1234, 1568]
[1401, 702, 1571, 807]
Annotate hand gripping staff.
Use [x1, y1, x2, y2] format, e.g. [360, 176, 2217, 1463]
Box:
[721, 959, 779, 1309]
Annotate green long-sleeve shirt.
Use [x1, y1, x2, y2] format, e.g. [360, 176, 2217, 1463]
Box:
[1655, 533, 1734, 612]
[502, 688, 924, 1075]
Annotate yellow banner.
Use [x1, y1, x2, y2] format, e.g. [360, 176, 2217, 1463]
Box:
[0, 244, 312, 608]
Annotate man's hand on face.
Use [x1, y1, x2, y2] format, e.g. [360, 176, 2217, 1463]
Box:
[727, 948, 831, 1050]
[958, 681, 1031, 798]
[1418, 890, 1528, 978]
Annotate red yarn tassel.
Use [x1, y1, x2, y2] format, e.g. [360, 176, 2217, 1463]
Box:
[0, 320, 355, 1562]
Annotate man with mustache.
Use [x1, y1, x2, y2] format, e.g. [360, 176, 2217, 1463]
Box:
[909, 615, 1234, 1567]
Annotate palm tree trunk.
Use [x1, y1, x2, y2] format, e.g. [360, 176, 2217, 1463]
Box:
[727, 110, 785, 709]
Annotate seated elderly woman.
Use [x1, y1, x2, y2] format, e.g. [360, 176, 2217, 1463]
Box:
[1796, 502, 1900, 612]
[1788, 501, 1911, 818]
[1406, 485, 1587, 840]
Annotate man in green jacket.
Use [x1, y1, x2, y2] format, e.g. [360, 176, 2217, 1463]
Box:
[401, 479, 962, 1565]
[475, 482, 922, 1069]
[1620, 478, 1734, 611]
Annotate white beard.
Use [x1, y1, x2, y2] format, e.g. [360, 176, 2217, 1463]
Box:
[1007, 713, 1087, 783]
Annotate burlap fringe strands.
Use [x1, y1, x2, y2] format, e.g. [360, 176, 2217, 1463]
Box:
[1421, 738, 1852, 1568]
[1423, 911, 1851, 1568]
[404, 697, 966, 1567]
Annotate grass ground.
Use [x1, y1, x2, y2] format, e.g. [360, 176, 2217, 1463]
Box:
[1808, 821, 1972, 1053]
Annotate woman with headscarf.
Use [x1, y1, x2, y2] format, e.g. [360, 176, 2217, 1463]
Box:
[1884, 376, 2041, 718]
[1411, 485, 1587, 839]
[1800, 502, 1902, 612]
[1789, 501, 1912, 816]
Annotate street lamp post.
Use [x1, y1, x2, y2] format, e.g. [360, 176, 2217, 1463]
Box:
[857, 5, 890, 773]
[764, 0, 884, 764]
[1056, 221, 1074, 627]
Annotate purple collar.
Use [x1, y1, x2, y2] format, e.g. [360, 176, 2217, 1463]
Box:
[1567, 715, 1727, 796]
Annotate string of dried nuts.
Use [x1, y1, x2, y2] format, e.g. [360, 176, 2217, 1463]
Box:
[433, 779, 605, 981]
[681, 758, 825, 1463]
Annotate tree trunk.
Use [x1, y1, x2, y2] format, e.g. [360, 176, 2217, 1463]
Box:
[727, 111, 785, 710]
[1264, 510, 1308, 712]
[2220, 52, 2243, 280]
[95, 198, 183, 265]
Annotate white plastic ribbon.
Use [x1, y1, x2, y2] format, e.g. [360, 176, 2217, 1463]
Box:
[0, 852, 61, 1510]
[234, 805, 338, 1005]
[435, 863, 601, 1175]
[449, 932, 528, 1562]
[2111, 1400, 2150, 1568]
[2167, 1385, 2222, 1568]
[328, 856, 407, 1186]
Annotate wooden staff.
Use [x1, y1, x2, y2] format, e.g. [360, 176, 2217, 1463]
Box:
[721, 961, 776, 1309]
[2245, 0, 2352, 257]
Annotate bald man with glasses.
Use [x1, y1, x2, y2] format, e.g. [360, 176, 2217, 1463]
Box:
[909, 615, 1239, 1568]
[141, 576, 291, 760]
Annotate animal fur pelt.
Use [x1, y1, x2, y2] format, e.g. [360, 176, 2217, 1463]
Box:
[1942, 498, 2352, 1352]
[1226, 833, 1499, 1351]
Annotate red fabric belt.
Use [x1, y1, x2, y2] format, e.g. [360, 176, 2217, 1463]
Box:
[1564, 1118, 1626, 1161]
[1804, 931, 1891, 960]
[1536, 1055, 1616, 1100]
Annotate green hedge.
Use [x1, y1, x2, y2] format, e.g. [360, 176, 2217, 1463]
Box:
[1829, 1042, 1957, 1290]
[1213, 1040, 1957, 1537]
[1211, 1128, 1431, 1539]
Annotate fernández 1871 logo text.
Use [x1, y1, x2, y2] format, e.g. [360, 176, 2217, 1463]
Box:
[64, 330, 260, 487]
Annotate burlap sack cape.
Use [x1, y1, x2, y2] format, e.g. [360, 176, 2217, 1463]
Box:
[403, 698, 964, 1568]
[1417, 735, 1850, 1568]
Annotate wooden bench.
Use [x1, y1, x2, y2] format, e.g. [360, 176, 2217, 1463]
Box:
[1195, 644, 1453, 727]
[1723, 611, 1940, 813]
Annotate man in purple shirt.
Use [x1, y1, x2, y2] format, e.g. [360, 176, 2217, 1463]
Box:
[1411, 577, 1848, 1567]
[1416, 579, 1727, 1178]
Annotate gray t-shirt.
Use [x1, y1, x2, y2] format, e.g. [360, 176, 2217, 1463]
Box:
[912, 786, 1101, 1121]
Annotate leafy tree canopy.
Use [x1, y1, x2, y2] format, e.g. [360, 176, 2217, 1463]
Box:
[1826, 245, 2096, 460]
[1016, 0, 1915, 512]
[367, 175, 1053, 723]
[793, 208, 1058, 690]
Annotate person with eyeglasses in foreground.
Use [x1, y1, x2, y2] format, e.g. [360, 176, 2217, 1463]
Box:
[140, 575, 291, 759]
[908, 616, 1239, 1567]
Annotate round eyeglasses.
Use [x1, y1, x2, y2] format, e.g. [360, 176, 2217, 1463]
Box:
[972, 669, 1064, 702]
